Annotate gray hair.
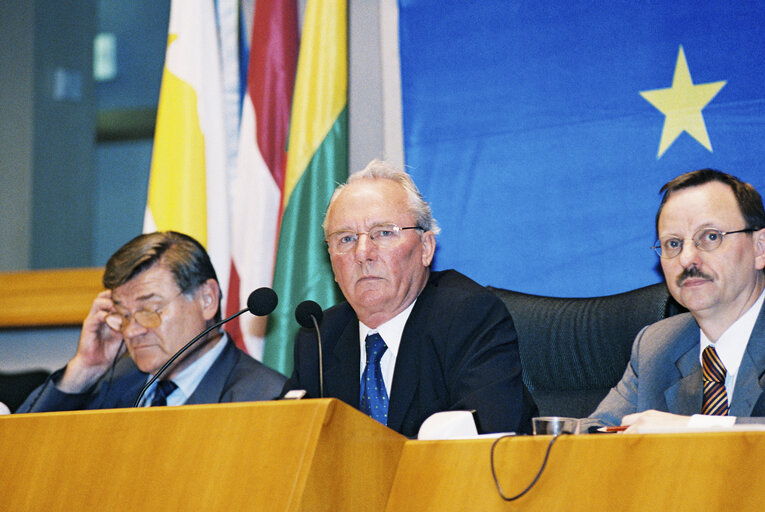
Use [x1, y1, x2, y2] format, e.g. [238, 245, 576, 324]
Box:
[323, 159, 441, 236]
[103, 231, 222, 322]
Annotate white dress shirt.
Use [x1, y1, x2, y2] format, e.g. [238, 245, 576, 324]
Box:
[690, 288, 765, 427]
[358, 300, 417, 394]
[699, 288, 765, 402]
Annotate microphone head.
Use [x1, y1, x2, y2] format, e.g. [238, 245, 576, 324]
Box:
[247, 287, 278, 316]
[295, 300, 323, 328]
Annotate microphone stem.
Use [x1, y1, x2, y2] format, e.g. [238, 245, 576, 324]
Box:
[133, 307, 249, 407]
[312, 315, 323, 398]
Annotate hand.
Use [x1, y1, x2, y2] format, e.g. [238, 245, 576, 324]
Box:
[620, 410, 690, 433]
[57, 290, 126, 393]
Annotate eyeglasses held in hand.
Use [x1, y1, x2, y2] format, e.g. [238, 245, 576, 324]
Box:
[105, 291, 184, 332]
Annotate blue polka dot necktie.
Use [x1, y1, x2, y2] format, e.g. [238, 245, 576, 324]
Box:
[702, 345, 729, 416]
[150, 379, 178, 407]
[360, 333, 389, 425]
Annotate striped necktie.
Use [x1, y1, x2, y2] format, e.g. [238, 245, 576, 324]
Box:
[150, 379, 178, 407]
[701, 345, 729, 416]
[359, 333, 389, 425]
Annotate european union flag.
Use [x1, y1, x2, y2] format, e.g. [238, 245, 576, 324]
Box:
[399, 0, 765, 296]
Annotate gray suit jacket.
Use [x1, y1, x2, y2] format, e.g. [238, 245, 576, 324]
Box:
[591, 306, 765, 426]
[17, 335, 286, 413]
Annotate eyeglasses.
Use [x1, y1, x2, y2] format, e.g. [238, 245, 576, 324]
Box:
[652, 227, 758, 259]
[105, 291, 184, 332]
[326, 223, 423, 254]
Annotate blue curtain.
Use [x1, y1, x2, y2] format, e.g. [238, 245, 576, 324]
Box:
[399, 0, 765, 296]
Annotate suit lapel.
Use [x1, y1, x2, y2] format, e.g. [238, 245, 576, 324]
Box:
[100, 354, 149, 408]
[386, 300, 427, 433]
[664, 321, 702, 415]
[730, 305, 765, 416]
[185, 337, 236, 405]
[112, 374, 149, 408]
[324, 321, 361, 407]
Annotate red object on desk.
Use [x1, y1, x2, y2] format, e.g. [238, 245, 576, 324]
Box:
[598, 425, 629, 432]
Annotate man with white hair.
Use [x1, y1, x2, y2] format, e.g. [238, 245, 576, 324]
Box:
[283, 160, 534, 437]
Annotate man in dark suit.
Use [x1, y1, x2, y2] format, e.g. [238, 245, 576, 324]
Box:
[591, 169, 765, 430]
[284, 160, 533, 437]
[18, 231, 285, 413]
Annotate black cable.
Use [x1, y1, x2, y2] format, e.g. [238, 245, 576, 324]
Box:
[490, 433, 567, 501]
[22, 340, 125, 413]
[95, 339, 125, 409]
[133, 308, 250, 407]
[312, 314, 323, 398]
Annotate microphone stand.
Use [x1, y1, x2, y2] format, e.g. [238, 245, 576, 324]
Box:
[133, 307, 250, 407]
[311, 314, 324, 398]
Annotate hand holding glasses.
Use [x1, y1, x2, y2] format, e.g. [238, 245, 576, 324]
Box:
[104, 291, 184, 332]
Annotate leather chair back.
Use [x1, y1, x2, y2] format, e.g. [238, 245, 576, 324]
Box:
[489, 283, 685, 418]
[0, 369, 50, 413]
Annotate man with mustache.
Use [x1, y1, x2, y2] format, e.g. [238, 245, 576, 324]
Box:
[283, 160, 535, 437]
[591, 169, 765, 429]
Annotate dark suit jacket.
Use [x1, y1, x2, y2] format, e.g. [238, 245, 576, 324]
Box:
[284, 270, 535, 437]
[591, 306, 765, 426]
[17, 336, 286, 413]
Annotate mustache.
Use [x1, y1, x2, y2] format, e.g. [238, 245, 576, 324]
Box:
[677, 266, 713, 287]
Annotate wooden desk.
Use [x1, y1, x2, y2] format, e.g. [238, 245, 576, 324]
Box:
[4, 401, 762, 511]
[387, 431, 765, 511]
[0, 399, 405, 511]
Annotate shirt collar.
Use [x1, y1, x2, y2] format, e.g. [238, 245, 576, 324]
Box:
[143, 332, 228, 406]
[359, 299, 417, 363]
[700, 288, 765, 379]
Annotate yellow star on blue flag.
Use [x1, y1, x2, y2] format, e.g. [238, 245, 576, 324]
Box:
[398, 1, 765, 298]
[640, 45, 726, 159]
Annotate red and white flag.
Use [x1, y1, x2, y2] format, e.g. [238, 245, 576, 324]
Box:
[226, 0, 299, 357]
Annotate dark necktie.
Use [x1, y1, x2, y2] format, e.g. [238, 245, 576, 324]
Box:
[150, 379, 178, 407]
[701, 345, 729, 416]
[359, 333, 389, 425]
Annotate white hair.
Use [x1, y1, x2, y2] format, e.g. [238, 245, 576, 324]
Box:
[323, 159, 441, 236]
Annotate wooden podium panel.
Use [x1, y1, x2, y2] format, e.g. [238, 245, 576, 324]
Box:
[0, 399, 405, 511]
[386, 432, 765, 511]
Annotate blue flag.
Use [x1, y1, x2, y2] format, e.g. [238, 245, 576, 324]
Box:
[399, 0, 765, 296]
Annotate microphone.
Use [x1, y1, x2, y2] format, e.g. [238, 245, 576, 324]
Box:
[295, 300, 323, 328]
[294, 300, 324, 398]
[248, 287, 279, 316]
[133, 287, 278, 407]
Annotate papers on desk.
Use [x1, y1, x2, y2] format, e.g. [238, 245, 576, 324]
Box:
[417, 410, 515, 440]
[628, 424, 765, 434]
[418, 410, 478, 439]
